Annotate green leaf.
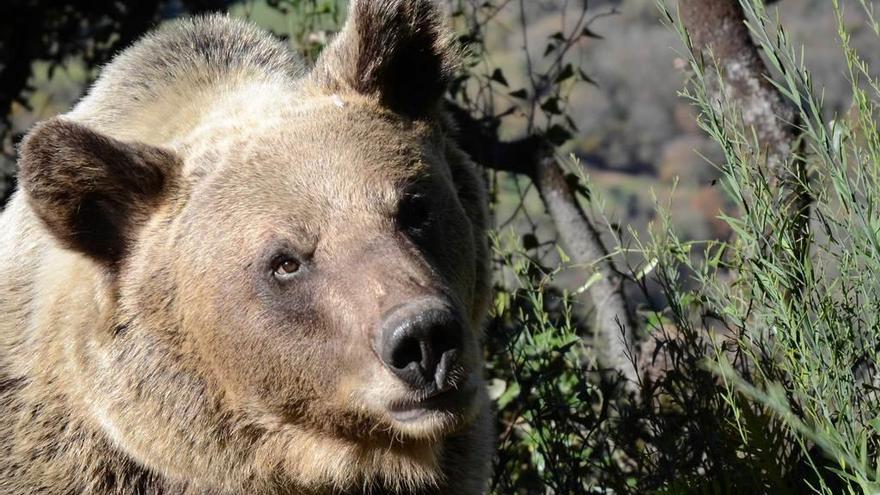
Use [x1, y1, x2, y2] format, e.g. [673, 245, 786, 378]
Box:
[635, 258, 659, 281]
[556, 64, 575, 83]
[487, 378, 507, 401]
[545, 124, 573, 145]
[556, 245, 571, 263]
[565, 173, 590, 199]
[578, 68, 598, 86]
[573, 273, 603, 295]
[458, 33, 478, 46]
[581, 26, 603, 39]
[489, 68, 509, 87]
[494, 291, 510, 316]
[540, 97, 563, 115]
[509, 88, 529, 99]
[496, 381, 521, 409]
[522, 233, 539, 250]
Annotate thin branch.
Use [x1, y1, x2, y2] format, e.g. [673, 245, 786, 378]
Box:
[535, 154, 640, 389]
[448, 102, 641, 391]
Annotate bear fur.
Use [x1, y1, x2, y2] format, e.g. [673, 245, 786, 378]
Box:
[0, 2, 492, 494]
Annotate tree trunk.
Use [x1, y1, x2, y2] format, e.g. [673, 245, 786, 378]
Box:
[534, 156, 639, 388]
[678, 0, 811, 267]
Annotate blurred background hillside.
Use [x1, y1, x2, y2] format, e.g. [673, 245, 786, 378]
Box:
[3, 0, 877, 245]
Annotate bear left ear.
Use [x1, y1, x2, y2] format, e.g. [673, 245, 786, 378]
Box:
[18, 118, 180, 266]
[310, 0, 456, 118]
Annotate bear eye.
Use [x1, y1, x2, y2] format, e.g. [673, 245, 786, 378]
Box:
[399, 194, 431, 233]
[273, 257, 301, 279]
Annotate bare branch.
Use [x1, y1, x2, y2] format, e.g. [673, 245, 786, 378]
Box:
[535, 155, 640, 389]
[448, 102, 641, 391]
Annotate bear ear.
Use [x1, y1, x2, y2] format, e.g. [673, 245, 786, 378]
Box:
[18, 118, 179, 265]
[310, 0, 456, 118]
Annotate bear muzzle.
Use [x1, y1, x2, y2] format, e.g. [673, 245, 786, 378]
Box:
[374, 298, 479, 423]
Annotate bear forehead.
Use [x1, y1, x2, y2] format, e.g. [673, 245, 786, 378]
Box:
[186, 97, 439, 180]
[174, 100, 448, 242]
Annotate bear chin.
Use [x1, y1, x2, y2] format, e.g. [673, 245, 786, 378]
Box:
[258, 403, 491, 494]
[385, 383, 484, 439]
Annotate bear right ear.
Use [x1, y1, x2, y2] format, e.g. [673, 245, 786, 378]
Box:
[309, 0, 456, 119]
[18, 118, 180, 265]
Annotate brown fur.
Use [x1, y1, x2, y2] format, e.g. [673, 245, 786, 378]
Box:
[0, 2, 492, 494]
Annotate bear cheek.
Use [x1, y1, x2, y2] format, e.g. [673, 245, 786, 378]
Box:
[201, 279, 359, 420]
[249, 319, 336, 403]
[420, 206, 480, 324]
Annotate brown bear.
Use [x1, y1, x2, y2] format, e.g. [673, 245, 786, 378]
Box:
[0, 1, 493, 493]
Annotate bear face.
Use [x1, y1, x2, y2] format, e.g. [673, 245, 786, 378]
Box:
[173, 107, 485, 434]
[102, 100, 487, 492]
[163, 101, 488, 438]
[11, 2, 492, 493]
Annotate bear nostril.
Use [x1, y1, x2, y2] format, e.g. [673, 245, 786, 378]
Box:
[390, 336, 423, 371]
[431, 330, 456, 359]
[378, 304, 464, 392]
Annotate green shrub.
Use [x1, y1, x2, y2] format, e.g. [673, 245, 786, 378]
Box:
[484, 1, 880, 492]
[654, 0, 880, 492]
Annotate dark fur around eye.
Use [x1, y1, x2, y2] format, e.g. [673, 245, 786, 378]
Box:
[398, 194, 432, 234]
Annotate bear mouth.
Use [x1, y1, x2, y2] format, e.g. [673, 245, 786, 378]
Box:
[387, 382, 479, 424]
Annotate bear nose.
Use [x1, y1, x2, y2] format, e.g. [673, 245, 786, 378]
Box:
[377, 303, 464, 392]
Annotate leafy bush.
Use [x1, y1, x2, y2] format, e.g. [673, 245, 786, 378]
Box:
[483, 0, 880, 492]
[657, 0, 880, 491]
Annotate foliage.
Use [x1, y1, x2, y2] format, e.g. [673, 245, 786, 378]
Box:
[477, 0, 880, 492]
[232, 0, 344, 60]
[653, 0, 880, 491]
